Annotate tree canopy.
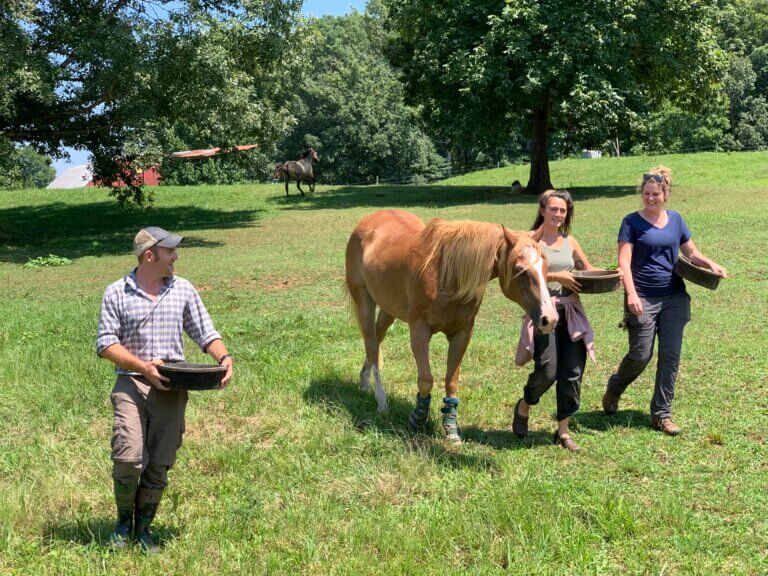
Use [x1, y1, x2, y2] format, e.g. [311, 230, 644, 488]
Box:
[385, 0, 726, 193]
[276, 10, 447, 184]
[1, 0, 304, 202]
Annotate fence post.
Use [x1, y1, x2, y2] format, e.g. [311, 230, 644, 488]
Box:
[375, 176, 379, 186]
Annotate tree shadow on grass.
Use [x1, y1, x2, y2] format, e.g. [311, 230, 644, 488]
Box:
[0, 201, 263, 264]
[42, 516, 180, 549]
[304, 377, 555, 466]
[269, 185, 637, 212]
[575, 409, 652, 432]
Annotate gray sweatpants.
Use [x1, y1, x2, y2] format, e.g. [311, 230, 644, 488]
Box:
[607, 292, 691, 418]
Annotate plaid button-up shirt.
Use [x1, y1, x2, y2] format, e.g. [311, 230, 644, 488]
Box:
[97, 269, 221, 375]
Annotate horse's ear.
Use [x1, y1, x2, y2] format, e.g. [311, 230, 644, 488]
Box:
[501, 226, 521, 246]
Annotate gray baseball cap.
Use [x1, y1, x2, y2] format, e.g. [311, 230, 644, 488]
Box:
[133, 226, 184, 257]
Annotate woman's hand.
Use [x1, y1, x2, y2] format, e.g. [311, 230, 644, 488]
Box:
[708, 261, 728, 278]
[550, 271, 582, 293]
[627, 293, 643, 316]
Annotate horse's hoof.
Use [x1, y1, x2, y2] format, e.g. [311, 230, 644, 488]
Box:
[376, 401, 389, 413]
[443, 423, 463, 444]
[444, 429, 463, 445]
[408, 412, 429, 432]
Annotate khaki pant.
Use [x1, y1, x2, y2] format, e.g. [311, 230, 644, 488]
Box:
[111, 375, 188, 469]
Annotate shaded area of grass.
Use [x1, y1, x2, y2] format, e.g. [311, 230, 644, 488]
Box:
[272, 184, 638, 212]
[0, 200, 262, 263]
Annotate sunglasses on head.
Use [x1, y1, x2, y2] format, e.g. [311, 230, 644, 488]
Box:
[642, 173, 664, 184]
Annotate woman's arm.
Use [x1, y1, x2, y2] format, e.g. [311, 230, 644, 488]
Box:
[569, 236, 595, 271]
[619, 241, 643, 316]
[680, 240, 728, 277]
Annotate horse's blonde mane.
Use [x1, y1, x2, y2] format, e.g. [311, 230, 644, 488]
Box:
[420, 219, 504, 302]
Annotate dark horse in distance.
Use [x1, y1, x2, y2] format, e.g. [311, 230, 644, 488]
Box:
[275, 147, 320, 197]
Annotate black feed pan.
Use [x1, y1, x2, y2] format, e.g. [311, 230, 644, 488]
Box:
[674, 254, 721, 290]
[157, 362, 225, 390]
[572, 270, 621, 294]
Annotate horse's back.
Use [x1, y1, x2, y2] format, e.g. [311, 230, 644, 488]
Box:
[346, 210, 424, 318]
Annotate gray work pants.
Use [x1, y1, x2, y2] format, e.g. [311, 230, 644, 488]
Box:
[607, 292, 691, 418]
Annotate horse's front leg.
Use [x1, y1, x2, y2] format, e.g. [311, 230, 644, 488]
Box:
[310, 175, 316, 194]
[296, 179, 305, 197]
[408, 321, 434, 431]
[442, 324, 475, 444]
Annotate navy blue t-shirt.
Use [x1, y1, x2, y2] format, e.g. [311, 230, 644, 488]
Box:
[618, 210, 691, 297]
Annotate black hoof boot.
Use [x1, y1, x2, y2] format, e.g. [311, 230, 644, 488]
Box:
[408, 393, 431, 431]
[441, 397, 462, 444]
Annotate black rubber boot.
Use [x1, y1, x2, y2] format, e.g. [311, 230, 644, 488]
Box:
[408, 393, 432, 431]
[134, 486, 163, 553]
[108, 479, 137, 549]
[441, 397, 461, 444]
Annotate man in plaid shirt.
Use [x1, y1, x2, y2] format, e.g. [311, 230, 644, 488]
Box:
[97, 226, 234, 552]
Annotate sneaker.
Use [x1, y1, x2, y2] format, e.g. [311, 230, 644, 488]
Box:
[602, 391, 620, 416]
[652, 416, 681, 436]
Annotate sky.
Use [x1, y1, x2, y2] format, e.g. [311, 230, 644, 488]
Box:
[52, 0, 368, 176]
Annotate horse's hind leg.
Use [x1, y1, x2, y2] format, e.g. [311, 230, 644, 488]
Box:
[372, 310, 395, 409]
[296, 181, 305, 197]
[348, 286, 387, 411]
[285, 177, 289, 197]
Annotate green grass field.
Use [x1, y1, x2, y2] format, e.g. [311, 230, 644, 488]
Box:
[1, 151, 767, 575]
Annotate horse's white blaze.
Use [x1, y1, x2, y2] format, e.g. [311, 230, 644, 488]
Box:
[372, 366, 388, 412]
[522, 246, 558, 326]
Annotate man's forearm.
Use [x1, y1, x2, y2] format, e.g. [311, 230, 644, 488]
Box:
[99, 344, 150, 374]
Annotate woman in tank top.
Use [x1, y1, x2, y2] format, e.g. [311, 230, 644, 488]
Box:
[513, 189, 602, 452]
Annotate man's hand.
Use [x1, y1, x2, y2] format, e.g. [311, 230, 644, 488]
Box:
[220, 357, 233, 388]
[142, 359, 170, 390]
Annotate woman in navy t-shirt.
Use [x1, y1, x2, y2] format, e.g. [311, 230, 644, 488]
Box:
[602, 166, 727, 435]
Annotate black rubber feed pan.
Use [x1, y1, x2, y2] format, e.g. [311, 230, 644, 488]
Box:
[674, 254, 722, 290]
[157, 362, 225, 390]
[572, 270, 622, 294]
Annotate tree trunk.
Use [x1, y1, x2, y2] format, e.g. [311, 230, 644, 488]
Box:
[525, 95, 553, 195]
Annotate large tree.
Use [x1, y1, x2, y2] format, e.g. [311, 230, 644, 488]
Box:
[1, 0, 304, 203]
[385, 0, 725, 193]
[277, 9, 447, 184]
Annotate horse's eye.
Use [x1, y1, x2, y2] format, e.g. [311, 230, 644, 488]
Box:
[514, 264, 525, 272]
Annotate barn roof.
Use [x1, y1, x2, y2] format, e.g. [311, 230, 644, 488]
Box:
[46, 164, 93, 189]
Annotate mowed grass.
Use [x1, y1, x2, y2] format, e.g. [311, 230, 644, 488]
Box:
[0, 151, 767, 575]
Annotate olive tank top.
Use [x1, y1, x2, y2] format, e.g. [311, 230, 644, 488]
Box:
[541, 235, 574, 296]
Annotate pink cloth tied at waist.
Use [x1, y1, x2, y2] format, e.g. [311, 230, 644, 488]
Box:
[514, 294, 596, 367]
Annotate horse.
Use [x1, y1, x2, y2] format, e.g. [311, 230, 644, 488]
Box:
[279, 147, 319, 197]
[345, 209, 558, 443]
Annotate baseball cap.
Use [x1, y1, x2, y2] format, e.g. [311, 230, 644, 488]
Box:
[133, 226, 184, 257]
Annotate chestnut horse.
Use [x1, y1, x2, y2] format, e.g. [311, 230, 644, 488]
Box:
[345, 209, 558, 443]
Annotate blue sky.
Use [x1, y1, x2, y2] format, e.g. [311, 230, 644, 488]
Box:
[53, 0, 367, 176]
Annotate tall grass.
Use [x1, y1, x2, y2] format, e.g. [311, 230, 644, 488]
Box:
[1, 151, 766, 575]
